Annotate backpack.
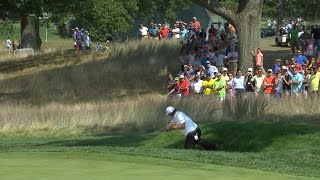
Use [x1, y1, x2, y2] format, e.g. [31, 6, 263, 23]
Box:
[76, 31, 82, 40]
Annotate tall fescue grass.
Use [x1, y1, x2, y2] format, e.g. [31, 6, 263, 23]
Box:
[0, 39, 319, 136]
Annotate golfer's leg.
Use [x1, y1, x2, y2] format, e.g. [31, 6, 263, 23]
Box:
[184, 134, 195, 149]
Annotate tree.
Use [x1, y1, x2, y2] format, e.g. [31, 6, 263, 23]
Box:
[192, 0, 264, 71]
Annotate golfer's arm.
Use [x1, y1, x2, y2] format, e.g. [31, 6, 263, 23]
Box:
[173, 123, 185, 130]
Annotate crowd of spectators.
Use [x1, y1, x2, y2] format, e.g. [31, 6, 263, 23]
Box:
[164, 17, 320, 101]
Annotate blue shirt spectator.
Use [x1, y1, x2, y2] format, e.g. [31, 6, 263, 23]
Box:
[290, 72, 304, 93]
[206, 62, 218, 78]
[294, 51, 308, 65]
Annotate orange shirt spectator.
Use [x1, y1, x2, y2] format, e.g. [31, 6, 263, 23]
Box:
[192, 17, 201, 30]
[264, 70, 275, 94]
[178, 75, 190, 95]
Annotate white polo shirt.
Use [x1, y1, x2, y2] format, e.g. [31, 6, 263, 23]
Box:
[173, 111, 198, 136]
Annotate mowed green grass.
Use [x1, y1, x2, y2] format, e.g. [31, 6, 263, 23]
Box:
[0, 152, 314, 180]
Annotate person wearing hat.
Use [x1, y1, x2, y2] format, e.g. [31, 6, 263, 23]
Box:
[272, 59, 282, 74]
[167, 77, 180, 97]
[178, 74, 190, 96]
[263, 69, 276, 98]
[290, 67, 304, 97]
[244, 67, 254, 93]
[192, 17, 201, 31]
[206, 61, 218, 78]
[221, 68, 229, 81]
[213, 72, 226, 101]
[293, 50, 308, 66]
[165, 106, 218, 150]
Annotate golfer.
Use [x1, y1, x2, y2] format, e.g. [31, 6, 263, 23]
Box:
[165, 106, 218, 150]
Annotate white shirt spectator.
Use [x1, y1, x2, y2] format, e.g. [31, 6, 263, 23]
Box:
[233, 76, 245, 90]
[172, 111, 198, 136]
[172, 27, 180, 39]
[139, 26, 148, 36]
[251, 74, 266, 93]
[193, 79, 203, 94]
[6, 38, 12, 48]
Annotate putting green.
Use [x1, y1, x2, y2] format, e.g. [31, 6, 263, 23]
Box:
[0, 152, 313, 180]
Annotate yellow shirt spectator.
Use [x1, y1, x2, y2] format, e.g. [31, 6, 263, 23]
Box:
[309, 71, 320, 92]
[202, 77, 215, 95]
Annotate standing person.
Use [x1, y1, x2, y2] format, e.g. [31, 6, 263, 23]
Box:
[305, 34, 315, 60]
[172, 24, 180, 40]
[178, 74, 190, 97]
[290, 67, 304, 97]
[251, 69, 266, 96]
[192, 17, 201, 32]
[233, 70, 245, 97]
[206, 61, 218, 78]
[139, 24, 149, 40]
[202, 74, 215, 95]
[226, 73, 235, 99]
[282, 67, 291, 98]
[288, 24, 300, 54]
[308, 67, 320, 98]
[12, 40, 16, 55]
[6, 37, 12, 55]
[212, 49, 226, 71]
[267, 18, 272, 30]
[192, 76, 203, 96]
[213, 72, 226, 101]
[272, 59, 281, 74]
[251, 48, 264, 70]
[221, 68, 230, 81]
[263, 69, 276, 98]
[275, 71, 284, 100]
[166, 73, 176, 93]
[159, 24, 169, 40]
[165, 106, 218, 150]
[294, 50, 308, 66]
[85, 33, 91, 50]
[227, 46, 238, 76]
[244, 67, 254, 93]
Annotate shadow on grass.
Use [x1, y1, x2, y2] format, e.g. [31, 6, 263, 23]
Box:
[35, 120, 320, 153]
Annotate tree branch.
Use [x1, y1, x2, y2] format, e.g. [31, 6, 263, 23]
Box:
[191, 0, 237, 25]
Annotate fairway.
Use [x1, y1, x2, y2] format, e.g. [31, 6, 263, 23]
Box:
[0, 152, 314, 180]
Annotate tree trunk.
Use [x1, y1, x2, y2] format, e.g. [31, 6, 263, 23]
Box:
[235, 12, 262, 72]
[21, 14, 42, 50]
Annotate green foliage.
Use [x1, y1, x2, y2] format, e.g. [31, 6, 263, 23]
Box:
[0, 18, 14, 37]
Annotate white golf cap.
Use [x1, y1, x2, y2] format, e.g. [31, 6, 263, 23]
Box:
[179, 74, 184, 79]
[282, 66, 288, 70]
[223, 67, 228, 71]
[267, 69, 273, 72]
[166, 106, 175, 115]
[248, 67, 253, 72]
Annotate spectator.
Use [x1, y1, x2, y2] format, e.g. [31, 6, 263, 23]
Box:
[160, 25, 169, 40]
[233, 70, 245, 97]
[282, 67, 291, 98]
[294, 50, 308, 66]
[206, 61, 218, 78]
[251, 69, 266, 96]
[288, 24, 300, 54]
[226, 73, 235, 99]
[263, 69, 276, 98]
[221, 68, 229, 81]
[208, 24, 217, 37]
[166, 73, 176, 92]
[213, 72, 227, 102]
[290, 67, 304, 97]
[272, 59, 281, 74]
[305, 34, 315, 59]
[180, 25, 188, 40]
[202, 73, 215, 95]
[139, 24, 149, 39]
[192, 17, 201, 31]
[12, 40, 16, 55]
[303, 68, 311, 99]
[275, 71, 284, 100]
[308, 67, 320, 98]
[149, 24, 160, 40]
[251, 48, 264, 70]
[308, 58, 318, 70]
[172, 24, 180, 39]
[227, 46, 238, 76]
[212, 48, 226, 71]
[167, 77, 180, 97]
[178, 74, 190, 96]
[244, 67, 254, 93]
[6, 37, 12, 55]
[192, 75, 203, 96]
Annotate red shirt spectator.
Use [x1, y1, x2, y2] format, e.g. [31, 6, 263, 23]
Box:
[208, 25, 217, 37]
[264, 70, 275, 94]
[160, 27, 169, 39]
[178, 75, 190, 95]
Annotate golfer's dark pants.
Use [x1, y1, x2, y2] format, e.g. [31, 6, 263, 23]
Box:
[184, 127, 217, 150]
